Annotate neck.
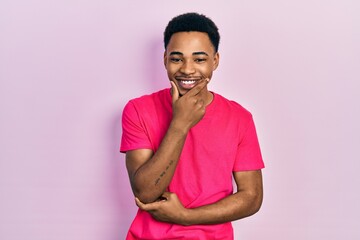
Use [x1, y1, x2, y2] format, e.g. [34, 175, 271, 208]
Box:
[203, 90, 214, 106]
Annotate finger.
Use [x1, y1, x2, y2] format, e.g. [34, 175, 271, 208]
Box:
[161, 192, 171, 200]
[200, 73, 208, 81]
[187, 78, 209, 97]
[170, 81, 179, 103]
[197, 99, 205, 108]
[135, 197, 145, 209]
[135, 198, 160, 211]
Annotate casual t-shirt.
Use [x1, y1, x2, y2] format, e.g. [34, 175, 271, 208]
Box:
[121, 88, 264, 240]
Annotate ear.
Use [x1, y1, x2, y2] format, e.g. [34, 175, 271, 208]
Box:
[163, 51, 167, 67]
[213, 52, 220, 71]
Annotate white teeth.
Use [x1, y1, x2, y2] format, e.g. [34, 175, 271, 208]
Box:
[181, 80, 196, 85]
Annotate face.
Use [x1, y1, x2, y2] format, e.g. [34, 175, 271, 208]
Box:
[164, 31, 219, 96]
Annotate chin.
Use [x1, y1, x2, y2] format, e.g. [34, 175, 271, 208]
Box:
[178, 90, 188, 97]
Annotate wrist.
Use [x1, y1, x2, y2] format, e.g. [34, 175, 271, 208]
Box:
[181, 208, 194, 226]
[169, 119, 190, 135]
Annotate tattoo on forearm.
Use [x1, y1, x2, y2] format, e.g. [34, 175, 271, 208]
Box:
[155, 160, 174, 186]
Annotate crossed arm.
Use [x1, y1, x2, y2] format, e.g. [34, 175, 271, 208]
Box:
[133, 166, 263, 225]
[125, 79, 263, 225]
[127, 147, 263, 225]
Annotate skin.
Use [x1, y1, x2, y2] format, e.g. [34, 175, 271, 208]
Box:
[126, 31, 263, 225]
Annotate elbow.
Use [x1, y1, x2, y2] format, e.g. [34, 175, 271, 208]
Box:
[251, 199, 262, 215]
[134, 192, 160, 204]
[130, 172, 166, 203]
[249, 190, 263, 216]
[131, 182, 163, 204]
[235, 188, 263, 218]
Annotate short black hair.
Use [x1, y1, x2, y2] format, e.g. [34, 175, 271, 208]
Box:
[164, 12, 220, 52]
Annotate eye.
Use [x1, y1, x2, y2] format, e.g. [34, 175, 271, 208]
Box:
[170, 58, 182, 63]
[195, 58, 206, 63]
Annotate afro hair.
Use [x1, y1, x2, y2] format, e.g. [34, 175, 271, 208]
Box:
[164, 12, 220, 52]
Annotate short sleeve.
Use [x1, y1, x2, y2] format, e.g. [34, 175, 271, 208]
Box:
[120, 101, 152, 153]
[233, 116, 265, 171]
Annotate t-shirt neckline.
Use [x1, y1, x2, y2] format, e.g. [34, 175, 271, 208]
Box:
[166, 88, 217, 117]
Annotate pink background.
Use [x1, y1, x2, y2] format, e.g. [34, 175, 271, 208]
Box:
[1, 0, 359, 239]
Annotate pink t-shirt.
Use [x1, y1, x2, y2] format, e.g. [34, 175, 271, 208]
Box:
[121, 89, 264, 240]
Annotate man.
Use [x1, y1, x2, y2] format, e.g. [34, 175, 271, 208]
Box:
[120, 12, 264, 239]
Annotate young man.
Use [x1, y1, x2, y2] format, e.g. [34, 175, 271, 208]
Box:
[120, 13, 264, 239]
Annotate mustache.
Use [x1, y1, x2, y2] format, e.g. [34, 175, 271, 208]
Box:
[175, 74, 207, 80]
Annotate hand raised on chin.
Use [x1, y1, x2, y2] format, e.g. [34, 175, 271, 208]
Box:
[170, 78, 209, 132]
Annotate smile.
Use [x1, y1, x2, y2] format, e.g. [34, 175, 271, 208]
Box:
[175, 78, 200, 90]
[181, 80, 196, 85]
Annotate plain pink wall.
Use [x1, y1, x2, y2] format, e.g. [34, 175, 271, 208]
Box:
[1, 0, 359, 239]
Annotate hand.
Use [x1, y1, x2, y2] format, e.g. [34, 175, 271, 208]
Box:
[170, 79, 209, 131]
[135, 192, 189, 225]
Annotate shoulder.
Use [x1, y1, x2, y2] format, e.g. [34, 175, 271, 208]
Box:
[212, 92, 253, 120]
[124, 89, 171, 111]
[129, 89, 170, 105]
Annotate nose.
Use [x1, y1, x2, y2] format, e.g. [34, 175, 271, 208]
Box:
[180, 60, 195, 75]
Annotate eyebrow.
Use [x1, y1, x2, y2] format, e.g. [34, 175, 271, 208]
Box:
[169, 51, 209, 56]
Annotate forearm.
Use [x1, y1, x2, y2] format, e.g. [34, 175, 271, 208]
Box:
[183, 190, 263, 225]
[131, 121, 189, 203]
[128, 80, 209, 203]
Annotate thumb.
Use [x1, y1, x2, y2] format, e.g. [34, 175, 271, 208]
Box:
[161, 192, 171, 200]
[135, 197, 145, 209]
[170, 81, 179, 103]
